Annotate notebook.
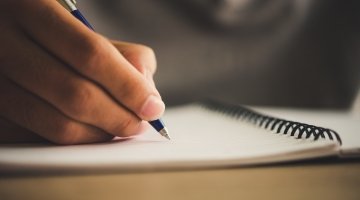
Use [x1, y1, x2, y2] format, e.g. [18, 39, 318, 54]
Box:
[0, 101, 359, 173]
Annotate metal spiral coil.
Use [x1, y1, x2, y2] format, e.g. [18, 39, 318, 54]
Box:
[201, 100, 342, 145]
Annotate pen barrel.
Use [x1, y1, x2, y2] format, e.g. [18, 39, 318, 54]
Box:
[71, 10, 94, 30]
[149, 120, 165, 132]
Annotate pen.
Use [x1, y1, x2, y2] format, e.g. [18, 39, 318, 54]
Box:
[59, 0, 170, 140]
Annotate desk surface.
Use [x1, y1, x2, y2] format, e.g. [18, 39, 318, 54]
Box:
[1, 160, 359, 200]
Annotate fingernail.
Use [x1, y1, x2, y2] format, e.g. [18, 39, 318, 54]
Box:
[140, 95, 165, 120]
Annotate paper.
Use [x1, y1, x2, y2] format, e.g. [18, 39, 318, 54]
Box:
[0, 105, 342, 173]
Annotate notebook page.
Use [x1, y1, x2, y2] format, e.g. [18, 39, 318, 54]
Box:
[0, 105, 339, 172]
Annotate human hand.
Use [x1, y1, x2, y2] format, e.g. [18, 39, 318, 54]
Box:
[0, 0, 164, 144]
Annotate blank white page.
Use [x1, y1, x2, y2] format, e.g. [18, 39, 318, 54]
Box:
[0, 105, 339, 173]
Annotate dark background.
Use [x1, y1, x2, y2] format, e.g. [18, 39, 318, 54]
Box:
[78, 0, 360, 109]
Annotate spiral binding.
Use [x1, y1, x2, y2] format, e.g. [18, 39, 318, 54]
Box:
[201, 100, 342, 145]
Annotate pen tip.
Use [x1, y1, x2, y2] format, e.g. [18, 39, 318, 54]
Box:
[164, 134, 171, 140]
[159, 128, 171, 140]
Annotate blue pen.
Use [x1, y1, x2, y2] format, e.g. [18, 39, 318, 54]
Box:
[59, 0, 170, 140]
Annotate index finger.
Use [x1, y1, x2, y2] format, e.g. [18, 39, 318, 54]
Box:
[16, 0, 165, 120]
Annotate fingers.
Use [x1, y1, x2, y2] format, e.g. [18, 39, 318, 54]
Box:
[0, 117, 46, 143]
[111, 40, 157, 75]
[0, 27, 144, 138]
[0, 77, 114, 145]
[16, 0, 165, 121]
[111, 40, 160, 95]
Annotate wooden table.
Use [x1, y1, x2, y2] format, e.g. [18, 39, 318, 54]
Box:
[1, 159, 359, 200]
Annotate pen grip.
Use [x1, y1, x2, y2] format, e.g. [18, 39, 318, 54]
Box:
[149, 120, 165, 132]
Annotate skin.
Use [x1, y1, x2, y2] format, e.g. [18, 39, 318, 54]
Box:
[0, 0, 165, 144]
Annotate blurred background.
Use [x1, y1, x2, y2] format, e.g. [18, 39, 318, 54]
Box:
[78, 0, 360, 109]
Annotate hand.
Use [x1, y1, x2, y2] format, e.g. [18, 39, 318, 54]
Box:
[0, 0, 165, 144]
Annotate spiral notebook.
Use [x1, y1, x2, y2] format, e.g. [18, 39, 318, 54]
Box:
[0, 101, 359, 173]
